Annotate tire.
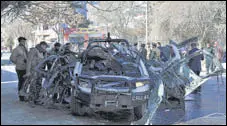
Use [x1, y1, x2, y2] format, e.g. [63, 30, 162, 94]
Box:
[71, 96, 86, 116]
[133, 102, 148, 121]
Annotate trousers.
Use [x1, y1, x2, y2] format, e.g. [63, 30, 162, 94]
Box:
[16, 69, 26, 95]
[29, 72, 42, 102]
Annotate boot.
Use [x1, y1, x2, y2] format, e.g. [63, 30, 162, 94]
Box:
[19, 96, 25, 101]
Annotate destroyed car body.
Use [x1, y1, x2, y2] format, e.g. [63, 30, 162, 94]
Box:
[21, 34, 161, 122]
[20, 34, 225, 124]
[145, 37, 225, 108]
[70, 36, 154, 121]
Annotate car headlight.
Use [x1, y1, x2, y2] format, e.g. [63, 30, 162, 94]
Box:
[136, 82, 144, 87]
[135, 81, 149, 87]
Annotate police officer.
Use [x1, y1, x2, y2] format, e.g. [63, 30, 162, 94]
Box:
[49, 42, 61, 55]
[149, 43, 161, 61]
[10, 37, 28, 101]
[47, 42, 61, 69]
[25, 41, 48, 104]
[139, 43, 147, 61]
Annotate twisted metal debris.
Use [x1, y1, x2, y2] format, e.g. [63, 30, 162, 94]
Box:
[20, 35, 225, 125]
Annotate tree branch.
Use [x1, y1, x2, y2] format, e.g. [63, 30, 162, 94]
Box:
[87, 1, 121, 12]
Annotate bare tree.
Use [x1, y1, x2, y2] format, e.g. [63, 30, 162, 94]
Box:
[3, 19, 35, 48]
[88, 1, 147, 43]
[5, 36, 14, 53]
[150, 1, 226, 49]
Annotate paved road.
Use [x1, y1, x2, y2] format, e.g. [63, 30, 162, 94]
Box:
[1, 66, 226, 125]
[152, 74, 226, 125]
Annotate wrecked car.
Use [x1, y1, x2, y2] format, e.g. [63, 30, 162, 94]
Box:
[21, 34, 162, 122]
[70, 35, 154, 121]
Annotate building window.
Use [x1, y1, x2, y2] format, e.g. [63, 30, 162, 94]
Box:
[43, 24, 49, 30]
[43, 35, 50, 40]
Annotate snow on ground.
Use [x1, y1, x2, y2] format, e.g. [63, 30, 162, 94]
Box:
[222, 63, 226, 70]
[1, 65, 16, 73]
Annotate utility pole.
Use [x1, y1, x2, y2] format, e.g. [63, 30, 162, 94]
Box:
[146, 1, 148, 45]
[57, 2, 61, 44]
[57, 1, 64, 44]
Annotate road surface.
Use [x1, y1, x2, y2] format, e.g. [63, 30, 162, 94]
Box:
[1, 66, 226, 125]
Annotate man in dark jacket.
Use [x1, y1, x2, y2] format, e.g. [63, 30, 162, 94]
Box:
[139, 43, 147, 61]
[47, 42, 61, 69]
[157, 42, 168, 62]
[10, 37, 28, 101]
[188, 43, 204, 92]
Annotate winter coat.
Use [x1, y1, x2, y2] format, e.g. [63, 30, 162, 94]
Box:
[139, 48, 147, 60]
[204, 47, 214, 61]
[149, 48, 161, 61]
[158, 46, 168, 62]
[26, 44, 46, 74]
[214, 46, 224, 62]
[188, 48, 204, 72]
[10, 44, 28, 70]
[48, 48, 61, 56]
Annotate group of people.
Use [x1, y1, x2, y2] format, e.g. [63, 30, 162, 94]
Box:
[10, 36, 74, 104]
[188, 41, 225, 92]
[136, 42, 171, 62]
[133, 40, 224, 93]
[134, 40, 223, 74]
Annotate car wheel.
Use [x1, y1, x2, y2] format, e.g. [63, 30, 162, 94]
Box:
[133, 102, 148, 121]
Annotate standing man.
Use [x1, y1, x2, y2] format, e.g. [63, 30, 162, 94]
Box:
[131, 43, 138, 58]
[188, 43, 204, 92]
[139, 43, 147, 61]
[49, 42, 61, 55]
[47, 42, 61, 69]
[204, 42, 215, 74]
[10, 37, 28, 101]
[213, 41, 224, 62]
[149, 43, 161, 61]
[157, 42, 168, 62]
[132, 43, 138, 51]
[25, 41, 48, 104]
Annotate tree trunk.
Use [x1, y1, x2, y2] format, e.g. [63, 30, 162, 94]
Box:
[9, 46, 13, 53]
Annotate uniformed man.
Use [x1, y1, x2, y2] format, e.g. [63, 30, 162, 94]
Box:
[49, 42, 61, 55]
[24, 41, 48, 104]
[47, 42, 61, 69]
[149, 43, 161, 61]
[139, 43, 147, 61]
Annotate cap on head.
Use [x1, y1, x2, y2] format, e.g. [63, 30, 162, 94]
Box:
[152, 43, 157, 48]
[40, 41, 49, 47]
[191, 43, 196, 47]
[18, 37, 27, 42]
[54, 42, 61, 47]
[141, 44, 145, 47]
[65, 43, 72, 46]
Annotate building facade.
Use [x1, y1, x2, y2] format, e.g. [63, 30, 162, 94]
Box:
[32, 24, 58, 45]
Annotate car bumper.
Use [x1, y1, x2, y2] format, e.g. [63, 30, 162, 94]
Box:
[74, 74, 151, 112]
